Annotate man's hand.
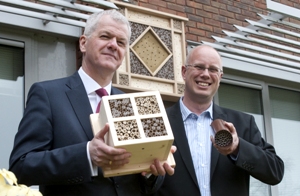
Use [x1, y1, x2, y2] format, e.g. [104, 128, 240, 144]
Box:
[89, 123, 131, 168]
[142, 145, 177, 177]
[211, 121, 239, 156]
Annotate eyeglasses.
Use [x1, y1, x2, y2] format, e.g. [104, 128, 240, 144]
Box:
[185, 64, 223, 74]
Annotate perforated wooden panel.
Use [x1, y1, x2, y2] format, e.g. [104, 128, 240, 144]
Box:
[132, 30, 170, 74]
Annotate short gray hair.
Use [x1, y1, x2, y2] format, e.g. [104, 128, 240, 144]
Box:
[84, 9, 131, 39]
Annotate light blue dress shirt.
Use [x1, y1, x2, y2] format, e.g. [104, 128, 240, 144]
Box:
[180, 97, 214, 196]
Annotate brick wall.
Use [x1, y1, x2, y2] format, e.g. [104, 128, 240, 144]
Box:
[114, 0, 268, 43]
[71, 0, 300, 65]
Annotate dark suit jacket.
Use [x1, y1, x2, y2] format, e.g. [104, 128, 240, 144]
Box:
[156, 101, 284, 196]
[9, 72, 162, 196]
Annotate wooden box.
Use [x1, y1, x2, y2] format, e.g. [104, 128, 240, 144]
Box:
[90, 91, 175, 177]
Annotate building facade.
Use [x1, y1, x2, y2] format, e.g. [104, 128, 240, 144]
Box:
[0, 0, 299, 195]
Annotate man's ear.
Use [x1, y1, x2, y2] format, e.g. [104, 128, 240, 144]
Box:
[181, 65, 186, 80]
[79, 35, 87, 53]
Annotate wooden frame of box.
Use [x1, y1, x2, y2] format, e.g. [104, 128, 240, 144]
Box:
[90, 91, 175, 177]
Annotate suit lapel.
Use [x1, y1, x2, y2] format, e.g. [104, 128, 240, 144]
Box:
[110, 86, 124, 95]
[210, 104, 227, 180]
[168, 102, 199, 188]
[65, 72, 94, 140]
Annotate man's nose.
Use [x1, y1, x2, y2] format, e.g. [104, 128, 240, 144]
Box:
[201, 67, 210, 75]
[107, 37, 118, 49]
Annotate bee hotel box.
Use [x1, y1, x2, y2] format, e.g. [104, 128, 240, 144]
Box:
[90, 91, 175, 177]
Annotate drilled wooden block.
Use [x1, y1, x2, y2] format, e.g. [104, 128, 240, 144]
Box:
[90, 91, 175, 177]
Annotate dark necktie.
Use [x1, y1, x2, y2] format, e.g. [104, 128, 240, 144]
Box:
[95, 88, 108, 113]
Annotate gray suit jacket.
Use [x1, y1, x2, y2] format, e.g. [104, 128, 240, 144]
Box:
[156, 101, 284, 196]
[9, 72, 162, 196]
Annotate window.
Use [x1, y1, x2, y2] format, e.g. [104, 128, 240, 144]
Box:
[270, 87, 300, 196]
[0, 43, 24, 169]
[218, 82, 270, 196]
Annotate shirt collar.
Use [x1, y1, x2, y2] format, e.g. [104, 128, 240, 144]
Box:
[78, 67, 111, 95]
[179, 96, 213, 120]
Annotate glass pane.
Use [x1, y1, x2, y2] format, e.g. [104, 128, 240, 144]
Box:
[270, 87, 300, 121]
[0, 78, 24, 169]
[218, 83, 270, 196]
[0, 44, 24, 169]
[270, 87, 300, 196]
[219, 83, 262, 115]
[0, 44, 24, 80]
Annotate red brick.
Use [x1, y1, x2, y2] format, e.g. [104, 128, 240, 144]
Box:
[218, 0, 233, 6]
[240, 0, 255, 6]
[219, 9, 234, 18]
[249, 6, 265, 15]
[186, 1, 203, 9]
[194, 0, 211, 6]
[221, 23, 236, 31]
[285, 34, 298, 41]
[176, 0, 186, 5]
[280, 0, 294, 7]
[212, 14, 227, 23]
[195, 9, 212, 18]
[139, 2, 157, 10]
[211, 1, 227, 10]
[167, 2, 185, 12]
[149, 0, 167, 7]
[199, 36, 215, 43]
[189, 27, 206, 36]
[235, 14, 247, 22]
[213, 27, 223, 35]
[227, 5, 241, 14]
[158, 7, 177, 15]
[188, 14, 204, 23]
[254, 2, 267, 9]
[204, 31, 216, 40]
[204, 18, 221, 27]
[197, 23, 213, 32]
[241, 9, 257, 18]
[289, 17, 300, 25]
[185, 6, 195, 14]
[203, 5, 219, 14]
[234, 1, 250, 10]
[177, 12, 187, 18]
[186, 33, 198, 42]
[187, 20, 197, 28]
[274, 31, 285, 37]
[228, 18, 244, 26]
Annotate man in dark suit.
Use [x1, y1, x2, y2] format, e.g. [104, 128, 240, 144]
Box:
[9, 9, 174, 196]
[156, 45, 284, 196]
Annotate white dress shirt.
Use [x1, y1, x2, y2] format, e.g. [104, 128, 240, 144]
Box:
[180, 97, 214, 196]
[78, 67, 111, 176]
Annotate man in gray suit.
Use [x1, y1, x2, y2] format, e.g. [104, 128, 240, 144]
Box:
[9, 9, 174, 196]
[156, 45, 284, 196]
